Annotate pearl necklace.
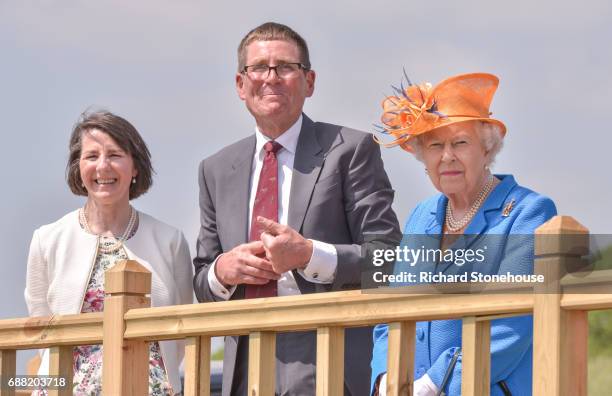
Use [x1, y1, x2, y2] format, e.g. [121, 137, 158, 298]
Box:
[80, 206, 137, 253]
[445, 175, 497, 233]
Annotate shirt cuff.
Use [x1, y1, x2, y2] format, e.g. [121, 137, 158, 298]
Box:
[207, 255, 237, 300]
[298, 239, 337, 284]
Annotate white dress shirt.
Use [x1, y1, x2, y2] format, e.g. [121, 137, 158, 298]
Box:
[208, 115, 338, 299]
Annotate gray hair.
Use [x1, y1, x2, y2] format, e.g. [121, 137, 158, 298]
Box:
[407, 121, 504, 166]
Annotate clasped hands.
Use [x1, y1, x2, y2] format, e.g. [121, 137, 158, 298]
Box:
[215, 216, 314, 287]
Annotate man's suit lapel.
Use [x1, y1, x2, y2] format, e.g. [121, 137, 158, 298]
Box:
[288, 115, 325, 232]
[226, 136, 255, 248]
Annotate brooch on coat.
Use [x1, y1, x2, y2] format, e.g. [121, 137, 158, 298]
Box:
[502, 199, 516, 217]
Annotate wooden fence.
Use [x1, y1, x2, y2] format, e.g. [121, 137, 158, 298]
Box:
[1, 215, 611, 395]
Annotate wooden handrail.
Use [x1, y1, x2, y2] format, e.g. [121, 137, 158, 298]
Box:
[0, 313, 102, 349]
[386, 321, 415, 395]
[2, 271, 608, 349]
[122, 292, 534, 340]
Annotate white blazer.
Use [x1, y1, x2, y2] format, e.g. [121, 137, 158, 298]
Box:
[25, 209, 193, 393]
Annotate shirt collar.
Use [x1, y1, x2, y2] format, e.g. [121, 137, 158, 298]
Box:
[254, 114, 302, 157]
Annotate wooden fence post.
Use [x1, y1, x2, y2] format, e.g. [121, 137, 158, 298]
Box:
[533, 216, 589, 396]
[248, 331, 276, 396]
[462, 317, 490, 396]
[102, 260, 151, 395]
[184, 336, 211, 396]
[48, 346, 73, 396]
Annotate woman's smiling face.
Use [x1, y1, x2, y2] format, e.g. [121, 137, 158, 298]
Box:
[79, 129, 137, 206]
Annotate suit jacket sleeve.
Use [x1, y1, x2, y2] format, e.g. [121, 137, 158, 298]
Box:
[193, 159, 224, 302]
[330, 133, 402, 291]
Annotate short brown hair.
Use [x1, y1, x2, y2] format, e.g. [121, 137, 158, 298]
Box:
[237, 22, 311, 72]
[66, 110, 154, 200]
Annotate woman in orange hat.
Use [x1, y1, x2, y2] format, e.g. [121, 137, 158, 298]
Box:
[370, 73, 557, 395]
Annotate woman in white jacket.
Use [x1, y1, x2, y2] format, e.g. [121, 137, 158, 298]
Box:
[25, 110, 193, 395]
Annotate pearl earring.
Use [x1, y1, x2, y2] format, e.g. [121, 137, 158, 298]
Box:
[132, 177, 136, 184]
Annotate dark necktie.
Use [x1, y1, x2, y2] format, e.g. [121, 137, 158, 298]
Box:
[245, 140, 282, 298]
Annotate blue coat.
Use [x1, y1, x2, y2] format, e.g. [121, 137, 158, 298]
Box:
[370, 175, 557, 396]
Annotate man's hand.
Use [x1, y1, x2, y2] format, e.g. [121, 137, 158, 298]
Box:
[257, 216, 313, 274]
[215, 241, 280, 287]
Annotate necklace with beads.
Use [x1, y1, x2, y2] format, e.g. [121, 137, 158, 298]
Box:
[445, 174, 497, 233]
[79, 206, 137, 253]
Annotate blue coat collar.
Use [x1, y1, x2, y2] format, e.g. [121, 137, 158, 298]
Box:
[425, 174, 518, 236]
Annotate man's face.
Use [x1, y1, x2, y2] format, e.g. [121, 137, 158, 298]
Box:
[236, 40, 315, 134]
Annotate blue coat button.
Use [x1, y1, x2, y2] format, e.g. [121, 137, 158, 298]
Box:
[417, 328, 425, 341]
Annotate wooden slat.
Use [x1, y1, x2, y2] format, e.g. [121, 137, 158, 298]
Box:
[316, 326, 344, 396]
[183, 336, 211, 396]
[461, 317, 490, 396]
[386, 321, 414, 396]
[122, 292, 534, 341]
[0, 349, 16, 396]
[561, 311, 587, 394]
[533, 292, 562, 395]
[48, 346, 73, 396]
[248, 332, 276, 396]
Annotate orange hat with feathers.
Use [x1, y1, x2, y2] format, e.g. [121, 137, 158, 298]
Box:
[374, 72, 506, 153]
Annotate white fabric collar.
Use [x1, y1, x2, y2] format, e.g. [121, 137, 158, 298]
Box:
[254, 114, 302, 157]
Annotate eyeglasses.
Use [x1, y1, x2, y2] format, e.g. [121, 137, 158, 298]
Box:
[242, 62, 308, 80]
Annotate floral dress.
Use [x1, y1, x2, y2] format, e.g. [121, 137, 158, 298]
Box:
[34, 235, 174, 396]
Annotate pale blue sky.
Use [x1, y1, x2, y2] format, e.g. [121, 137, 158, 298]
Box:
[1, 0, 610, 368]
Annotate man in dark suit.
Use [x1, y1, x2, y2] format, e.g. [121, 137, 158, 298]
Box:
[193, 22, 402, 396]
